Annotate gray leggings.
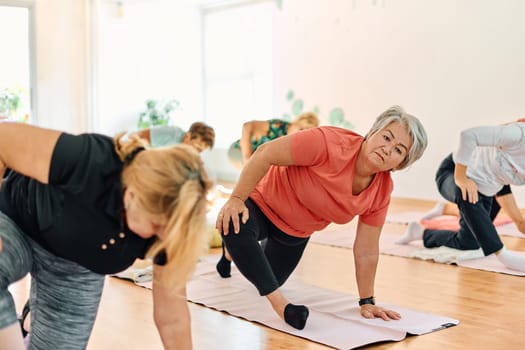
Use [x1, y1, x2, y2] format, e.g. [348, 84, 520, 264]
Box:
[0, 212, 105, 350]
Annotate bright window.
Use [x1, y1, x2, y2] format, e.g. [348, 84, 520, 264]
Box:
[0, 5, 32, 123]
[203, 1, 273, 148]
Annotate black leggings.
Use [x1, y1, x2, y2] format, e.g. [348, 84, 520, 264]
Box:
[221, 199, 309, 296]
[424, 154, 507, 255]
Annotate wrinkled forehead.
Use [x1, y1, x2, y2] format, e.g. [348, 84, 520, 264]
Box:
[383, 121, 412, 147]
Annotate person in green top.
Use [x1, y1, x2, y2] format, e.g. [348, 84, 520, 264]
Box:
[227, 112, 320, 169]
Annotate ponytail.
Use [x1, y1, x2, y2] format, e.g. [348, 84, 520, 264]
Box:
[119, 140, 212, 288]
[113, 131, 149, 163]
[148, 176, 211, 287]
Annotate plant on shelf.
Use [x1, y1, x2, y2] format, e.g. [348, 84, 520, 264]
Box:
[0, 87, 21, 121]
[137, 98, 180, 129]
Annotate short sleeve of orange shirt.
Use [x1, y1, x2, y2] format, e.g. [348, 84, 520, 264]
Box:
[250, 127, 393, 238]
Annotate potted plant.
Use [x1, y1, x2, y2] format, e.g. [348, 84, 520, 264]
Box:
[0, 87, 21, 120]
[137, 98, 180, 129]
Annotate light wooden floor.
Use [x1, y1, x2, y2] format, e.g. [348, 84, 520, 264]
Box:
[9, 197, 525, 349]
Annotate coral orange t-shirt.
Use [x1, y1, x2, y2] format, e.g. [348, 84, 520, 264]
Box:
[250, 127, 393, 238]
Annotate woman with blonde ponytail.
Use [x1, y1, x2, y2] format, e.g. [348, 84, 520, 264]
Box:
[117, 133, 212, 288]
[0, 123, 211, 350]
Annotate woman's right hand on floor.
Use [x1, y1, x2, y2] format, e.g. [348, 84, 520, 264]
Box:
[360, 304, 401, 321]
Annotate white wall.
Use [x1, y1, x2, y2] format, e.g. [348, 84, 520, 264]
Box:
[94, 0, 204, 136]
[28, 0, 203, 135]
[33, 0, 89, 132]
[272, 0, 525, 204]
[28, 0, 525, 205]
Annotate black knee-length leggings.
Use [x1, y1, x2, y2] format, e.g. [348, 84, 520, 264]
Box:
[221, 198, 309, 296]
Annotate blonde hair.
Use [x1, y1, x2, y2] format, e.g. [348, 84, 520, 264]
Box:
[292, 112, 320, 129]
[114, 132, 212, 288]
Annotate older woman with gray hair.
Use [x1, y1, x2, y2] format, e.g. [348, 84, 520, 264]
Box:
[215, 106, 428, 330]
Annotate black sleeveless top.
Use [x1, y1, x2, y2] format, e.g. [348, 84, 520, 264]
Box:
[0, 133, 155, 274]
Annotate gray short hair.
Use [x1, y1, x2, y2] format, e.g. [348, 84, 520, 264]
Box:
[365, 106, 428, 170]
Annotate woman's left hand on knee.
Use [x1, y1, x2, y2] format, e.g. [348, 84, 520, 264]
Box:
[216, 197, 249, 235]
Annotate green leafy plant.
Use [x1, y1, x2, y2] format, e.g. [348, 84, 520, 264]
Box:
[137, 98, 180, 129]
[282, 89, 355, 130]
[0, 88, 21, 119]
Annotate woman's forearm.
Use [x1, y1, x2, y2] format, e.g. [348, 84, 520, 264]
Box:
[496, 193, 525, 234]
[354, 253, 378, 298]
[240, 122, 255, 163]
[153, 269, 193, 350]
[231, 147, 272, 200]
[353, 222, 381, 299]
[156, 305, 192, 350]
[231, 137, 295, 200]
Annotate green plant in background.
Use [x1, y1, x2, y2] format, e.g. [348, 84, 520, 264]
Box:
[0, 87, 21, 119]
[137, 98, 180, 129]
[283, 89, 314, 121]
[281, 90, 294, 121]
[329, 107, 354, 130]
[282, 89, 355, 130]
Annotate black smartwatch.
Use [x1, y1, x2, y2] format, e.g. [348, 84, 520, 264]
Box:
[358, 296, 375, 306]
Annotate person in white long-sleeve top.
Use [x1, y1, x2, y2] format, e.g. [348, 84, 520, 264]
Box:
[396, 120, 525, 272]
